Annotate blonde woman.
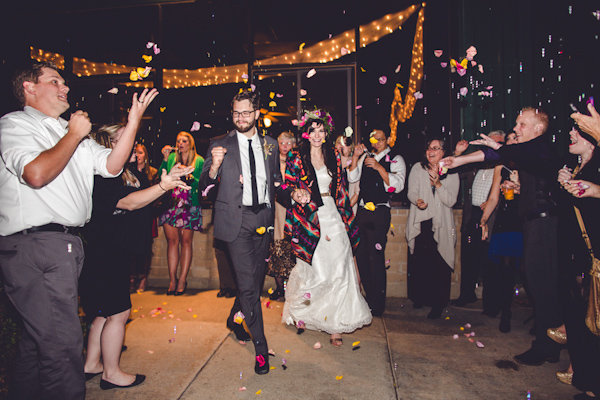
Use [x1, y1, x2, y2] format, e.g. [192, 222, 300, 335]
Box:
[159, 131, 204, 295]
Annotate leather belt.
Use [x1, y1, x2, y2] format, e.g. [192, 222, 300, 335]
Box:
[320, 192, 331, 197]
[243, 204, 268, 212]
[12, 223, 80, 236]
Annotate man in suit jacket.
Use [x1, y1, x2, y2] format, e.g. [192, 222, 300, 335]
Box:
[200, 91, 282, 375]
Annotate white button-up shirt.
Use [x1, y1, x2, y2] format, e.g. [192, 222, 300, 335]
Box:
[236, 130, 268, 207]
[348, 147, 407, 207]
[0, 106, 118, 235]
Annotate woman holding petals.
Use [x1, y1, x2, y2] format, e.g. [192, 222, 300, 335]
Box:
[281, 109, 372, 347]
[406, 138, 459, 319]
[159, 131, 204, 295]
[79, 88, 195, 389]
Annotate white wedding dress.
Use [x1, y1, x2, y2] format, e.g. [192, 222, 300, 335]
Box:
[282, 166, 373, 334]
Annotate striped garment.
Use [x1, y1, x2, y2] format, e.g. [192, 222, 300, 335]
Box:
[283, 150, 359, 264]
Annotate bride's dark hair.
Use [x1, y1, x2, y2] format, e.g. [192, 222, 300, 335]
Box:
[298, 119, 338, 187]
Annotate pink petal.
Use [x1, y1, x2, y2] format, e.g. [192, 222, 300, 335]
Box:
[146, 42, 155, 49]
[239, 387, 247, 392]
[464, 323, 472, 328]
[434, 50, 443, 57]
[300, 89, 307, 96]
[302, 132, 310, 139]
[204, 124, 212, 128]
[476, 340, 484, 348]
[201, 184, 215, 197]
[292, 238, 299, 243]
[478, 65, 484, 73]
[471, 60, 477, 67]
[375, 243, 382, 250]
[107, 87, 118, 94]
[355, 105, 363, 109]
[306, 69, 316, 78]
[453, 334, 459, 339]
[153, 44, 161, 55]
[187, 308, 193, 312]
[440, 62, 448, 68]
[256, 354, 266, 367]
[395, 64, 401, 73]
[241, 73, 248, 80]
[313, 342, 322, 349]
[303, 293, 311, 299]
[191, 121, 200, 132]
[457, 68, 467, 77]
[387, 187, 395, 193]
[378, 76, 387, 84]
[250, 84, 256, 92]
[459, 87, 468, 96]
[341, 47, 349, 56]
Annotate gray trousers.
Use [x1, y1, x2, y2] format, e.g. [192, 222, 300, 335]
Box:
[0, 231, 85, 400]
[226, 207, 271, 356]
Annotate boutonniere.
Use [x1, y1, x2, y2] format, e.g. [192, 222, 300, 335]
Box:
[262, 138, 275, 160]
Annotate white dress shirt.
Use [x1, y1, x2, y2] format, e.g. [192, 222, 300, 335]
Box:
[236, 131, 268, 207]
[471, 168, 494, 207]
[0, 106, 118, 235]
[347, 147, 407, 207]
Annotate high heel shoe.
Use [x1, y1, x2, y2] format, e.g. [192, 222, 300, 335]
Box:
[174, 282, 187, 296]
[166, 280, 177, 296]
[547, 327, 567, 344]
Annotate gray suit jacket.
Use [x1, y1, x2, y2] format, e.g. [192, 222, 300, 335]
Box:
[200, 130, 282, 242]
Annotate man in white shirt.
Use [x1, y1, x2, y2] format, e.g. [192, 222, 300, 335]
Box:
[348, 129, 406, 316]
[0, 61, 156, 399]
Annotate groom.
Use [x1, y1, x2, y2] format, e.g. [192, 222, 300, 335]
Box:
[200, 91, 282, 374]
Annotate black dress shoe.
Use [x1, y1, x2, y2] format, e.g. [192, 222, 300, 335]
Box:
[85, 372, 102, 381]
[226, 321, 251, 341]
[270, 289, 285, 301]
[427, 306, 443, 319]
[224, 289, 236, 298]
[100, 374, 146, 390]
[514, 348, 559, 366]
[217, 289, 227, 298]
[254, 355, 270, 375]
[450, 296, 477, 307]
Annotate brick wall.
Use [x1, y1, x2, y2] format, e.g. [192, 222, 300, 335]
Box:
[149, 208, 464, 298]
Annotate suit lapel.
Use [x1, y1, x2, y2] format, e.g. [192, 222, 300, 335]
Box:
[226, 130, 242, 174]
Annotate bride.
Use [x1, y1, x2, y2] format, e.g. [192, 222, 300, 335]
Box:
[281, 108, 372, 346]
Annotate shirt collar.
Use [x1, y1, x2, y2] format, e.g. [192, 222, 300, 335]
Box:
[374, 147, 391, 161]
[24, 106, 69, 130]
[236, 129, 259, 144]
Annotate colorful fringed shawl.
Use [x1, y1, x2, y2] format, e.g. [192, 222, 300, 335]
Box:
[283, 150, 359, 264]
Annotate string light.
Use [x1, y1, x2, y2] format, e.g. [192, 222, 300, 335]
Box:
[388, 6, 425, 147]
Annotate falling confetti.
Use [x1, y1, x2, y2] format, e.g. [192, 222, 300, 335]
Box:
[336, 376, 343, 380]
[352, 341, 360, 346]
[299, 42, 306, 51]
[387, 187, 396, 193]
[378, 76, 387, 84]
[300, 89, 307, 96]
[191, 121, 200, 131]
[306, 69, 316, 78]
[201, 184, 215, 197]
[341, 47, 349, 56]
[256, 227, 266, 235]
[269, 101, 277, 107]
[234, 311, 245, 324]
[440, 62, 448, 68]
[239, 387, 246, 392]
[453, 334, 459, 339]
[460, 87, 468, 97]
[375, 243, 382, 250]
[160, 107, 166, 112]
[475, 341, 484, 348]
[153, 44, 160, 55]
[268, 287, 274, 294]
[465, 46, 477, 60]
[313, 342, 322, 349]
[107, 87, 118, 94]
[364, 202, 376, 211]
[142, 55, 152, 63]
[256, 389, 262, 395]
[478, 64, 484, 73]
[434, 50, 443, 57]
[414, 91, 423, 99]
[303, 292, 311, 299]
[146, 42, 155, 49]
[344, 126, 353, 137]
[395, 65, 401, 73]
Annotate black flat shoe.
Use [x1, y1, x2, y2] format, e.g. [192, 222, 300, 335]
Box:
[174, 282, 187, 296]
[224, 289, 236, 298]
[217, 289, 227, 298]
[270, 289, 285, 301]
[85, 372, 102, 381]
[100, 374, 146, 390]
[254, 355, 270, 375]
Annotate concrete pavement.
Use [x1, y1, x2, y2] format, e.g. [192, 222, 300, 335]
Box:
[83, 289, 579, 400]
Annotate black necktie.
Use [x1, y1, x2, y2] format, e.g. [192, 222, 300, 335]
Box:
[248, 139, 259, 213]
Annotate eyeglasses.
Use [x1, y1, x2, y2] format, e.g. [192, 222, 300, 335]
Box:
[427, 146, 443, 151]
[232, 110, 255, 118]
[372, 137, 386, 143]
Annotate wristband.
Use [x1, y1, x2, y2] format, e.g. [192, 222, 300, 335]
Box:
[159, 182, 167, 191]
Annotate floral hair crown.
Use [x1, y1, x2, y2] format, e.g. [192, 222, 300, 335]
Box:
[298, 108, 335, 136]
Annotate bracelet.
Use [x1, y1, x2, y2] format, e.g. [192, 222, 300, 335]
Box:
[158, 182, 167, 191]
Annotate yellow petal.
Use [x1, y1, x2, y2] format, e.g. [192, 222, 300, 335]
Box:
[369, 137, 378, 144]
[352, 341, 360, 346]
[256, 389, 262, 395]
[256, 226, 266, 235]
[269, 366, 276, 370]
[137, 66, 151, 78]
[142, 55, 152, 63]
[450, 59, 457, 67]
[129, 71, 139, 81]
[269, 92, 275, 99]
[285, 350, 290, 353]
[160, 107, 166, 112]
[299, 42, 305, 50]
[364, 202, 376, 211]
[268, 287, 274, 294]
[269, 101, 277, 107]
[193, 314, 197, 318]
[390, 223, 395, 229]
[301, 176, 308, 181]
[336, 375, 343, 380]
[460, 59, 468, 69]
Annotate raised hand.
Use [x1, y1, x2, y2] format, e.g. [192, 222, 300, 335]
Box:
[209, 146, 227, 177]
[160, 169, 191, 191]
[68, 110, 92, 141]
[128, 88, 159, 123]
[470, 133, 502, 150]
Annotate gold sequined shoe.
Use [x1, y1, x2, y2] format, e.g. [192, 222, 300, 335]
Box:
[547, 327, 567, 344]
[555, 370, 573, 385]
